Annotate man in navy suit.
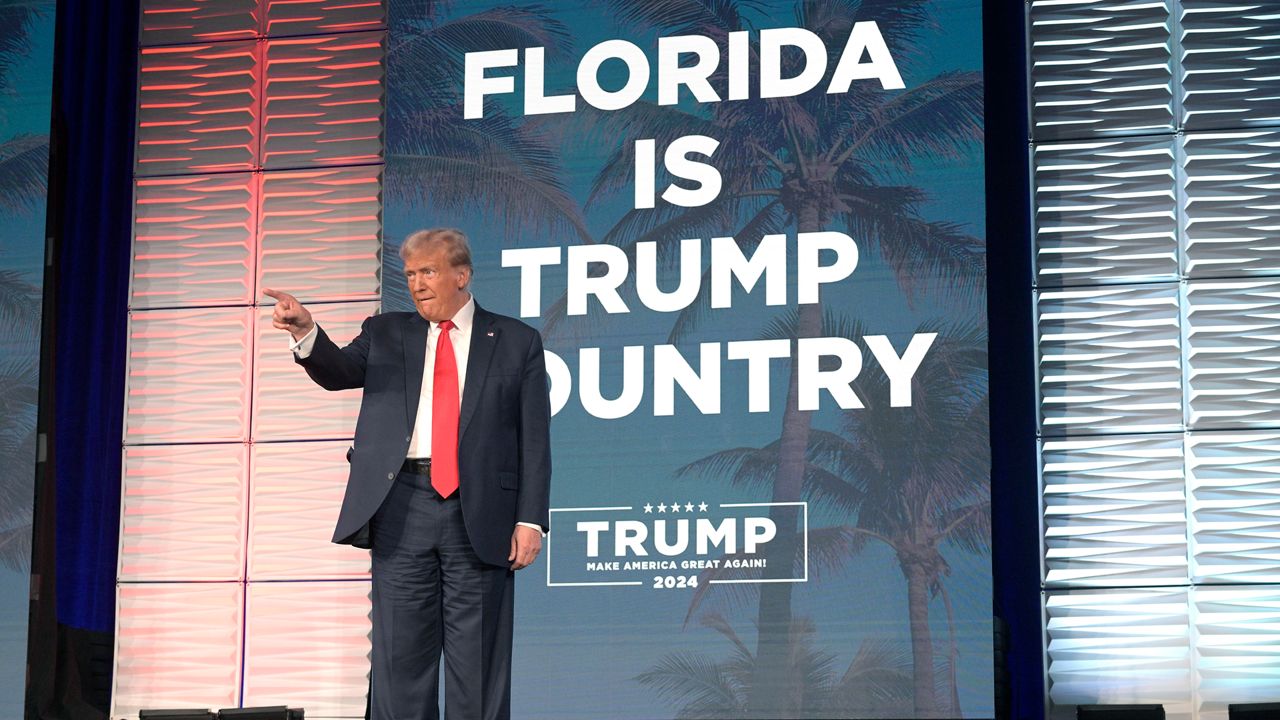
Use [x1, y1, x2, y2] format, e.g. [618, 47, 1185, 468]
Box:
[264, 227, 551, 720]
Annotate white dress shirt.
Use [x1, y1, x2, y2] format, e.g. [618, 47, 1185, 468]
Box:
[290, 297, 473, 459]
[407, 297, 473, 459]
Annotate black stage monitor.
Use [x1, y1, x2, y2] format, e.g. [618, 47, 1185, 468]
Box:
[217, 707, 303, 720]
[1078, 705, 1166, 720]
[1229, 702, 1280, 720]
[139, 711, 215, 720]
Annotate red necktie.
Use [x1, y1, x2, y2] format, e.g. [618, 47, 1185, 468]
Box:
[431, 319, 460, 498]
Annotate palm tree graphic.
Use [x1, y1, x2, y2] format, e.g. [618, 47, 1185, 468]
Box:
[384, 1, 986, 716]
[677, 316, 989, 717]
[0, 270, 39, 572]
[638, 612, 916, 719]
[0, 0, 51, 573]
[567, 1, 983, 716]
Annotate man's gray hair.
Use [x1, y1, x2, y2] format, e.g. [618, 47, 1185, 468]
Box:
[399, 228, 473, 269]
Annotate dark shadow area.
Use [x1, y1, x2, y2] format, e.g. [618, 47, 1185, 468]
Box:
[984, 2, 1042, 720]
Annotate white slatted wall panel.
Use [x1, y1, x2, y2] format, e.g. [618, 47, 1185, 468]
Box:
[1031, 1, 1280, 717]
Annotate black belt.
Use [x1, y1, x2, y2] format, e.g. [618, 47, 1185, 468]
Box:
[396, 458, 454, 499]
[400, 458, 431, 476]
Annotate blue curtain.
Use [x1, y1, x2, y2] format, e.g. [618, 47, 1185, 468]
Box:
[48, 0, 138, 638]
[28, 2, 138, 714]
[27, 0, 139, 712]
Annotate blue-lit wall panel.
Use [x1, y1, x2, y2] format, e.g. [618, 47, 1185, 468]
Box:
[1030, 1, 1280, 718]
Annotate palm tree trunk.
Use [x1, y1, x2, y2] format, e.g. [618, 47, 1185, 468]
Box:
[903, 558, 938, 716]
[940, 582, 961, 716]
[748, 202, 823, 718]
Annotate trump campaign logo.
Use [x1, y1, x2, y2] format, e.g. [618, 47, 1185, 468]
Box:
[546, 499, 808, 590]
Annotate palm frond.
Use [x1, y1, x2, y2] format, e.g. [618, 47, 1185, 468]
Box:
[936, 499, 991, 553]
[388, 4, 571, 77]
[606, 0, 749, 36]
[636, 651, 745, 718]
[641, 613, 853, 718]
[808, 0, 935, 57]
[385, 149, 590, 245]
[698, 611, 753, 661]
[0, 133, 49, 213]
[387, 0, 447, 26]
[0, 371, 36, 540]
[844, 205, 984, 304]
[388, 95, 595, 248]
[830, 639, 915, 716]
[0, 521, 31, 572]
[0, 269, 40, 331]
[677, 443, 773, 485]
[0, 0, 44, 93]
[386, 4, 573, 127]
[756, 304, 871, 343]
[833, 71, 983, 170]
[682, 556, 763, 627]
[417, 5, 571, 57]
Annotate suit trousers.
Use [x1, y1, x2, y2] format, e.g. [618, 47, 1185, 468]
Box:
[369, 470, 514, 720]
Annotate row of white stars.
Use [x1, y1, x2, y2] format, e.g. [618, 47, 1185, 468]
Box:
[643, 501, 709, 513]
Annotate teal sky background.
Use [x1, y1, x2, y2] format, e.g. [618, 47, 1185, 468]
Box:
[0, 5, 55, 719]
[0, 10, 55, 137]
[386, 1, 990, 717]
[0, 7, 55, 283]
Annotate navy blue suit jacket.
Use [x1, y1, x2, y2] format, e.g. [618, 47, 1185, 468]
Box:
[296, 303, 552, 567]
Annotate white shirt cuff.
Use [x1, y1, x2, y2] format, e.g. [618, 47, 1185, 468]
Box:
[290, 325, 318, 358]
[516, 521, 546, 537]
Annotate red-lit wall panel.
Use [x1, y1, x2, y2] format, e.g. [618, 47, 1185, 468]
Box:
[251, 300, 375, 440]
[119, 444, 249, 582]
[132, 173, 257, 308]
[124, 306, 253, 444]
[241, 581, 373, 714]
[117, 2, 385, 716]
[247, 441, 371, 579]
[264, 0, 385, 41]
[113, 583, 245, 717]
[136, 41, 261, 176]
[140, 0, 259, 46]
[257, 165, 381, 301]
[261, 32, 384, 169]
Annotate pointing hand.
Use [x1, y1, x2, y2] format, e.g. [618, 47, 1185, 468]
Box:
[263, 288, 315, 340]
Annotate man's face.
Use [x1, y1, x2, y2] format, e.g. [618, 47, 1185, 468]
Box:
[404, 243, 471, 323]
